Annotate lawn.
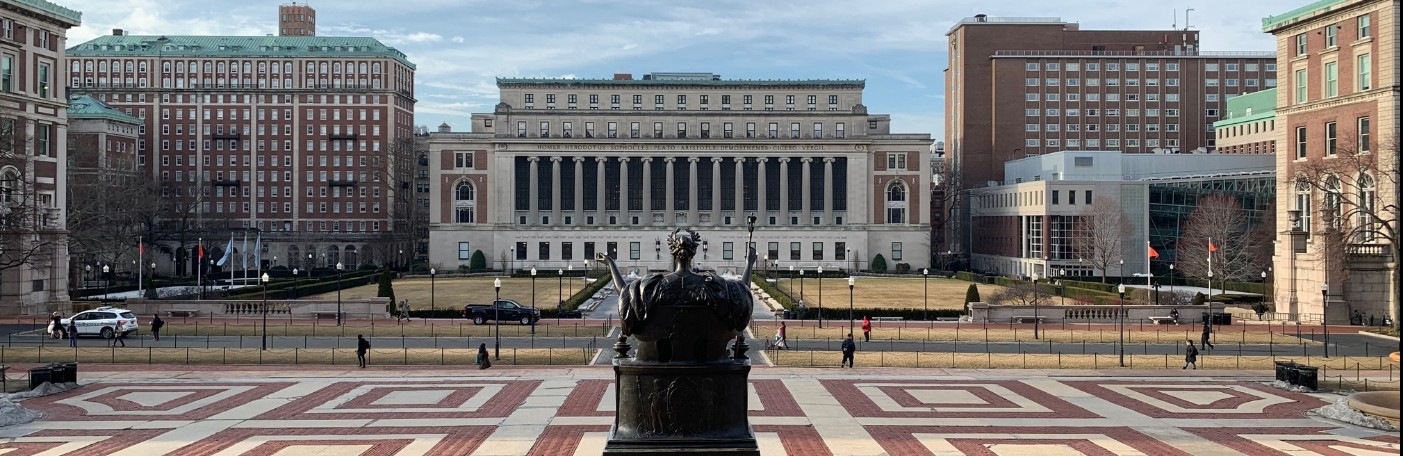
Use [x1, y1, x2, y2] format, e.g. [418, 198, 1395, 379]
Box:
[750, 323, 1314, 345]
[774, 276, 1004, 311]
[769, 351, 1396, 372]
[303, 276, 598, 311]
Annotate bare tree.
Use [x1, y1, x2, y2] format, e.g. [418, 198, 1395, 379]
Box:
[65, 135, 164, 274]
[1173, 194, 1270, 284]
[1293, 136, 1400, 330]
[1072, 196, 1131, 282]
[0, 119, 63, 277]
[988, 281, 1052, 306]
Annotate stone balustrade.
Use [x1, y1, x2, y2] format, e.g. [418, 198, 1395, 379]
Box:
[104, 298, 392, 319]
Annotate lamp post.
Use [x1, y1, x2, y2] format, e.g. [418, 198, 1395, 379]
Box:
[335, 262, 344, 326]
[797, 267, 804, 307]
[430, 268, 437, 313]
[817, 266, 825, 329]
[1321, 283, 1329, 358]
[847, 276, 856, 336]
[102, 264, 110, 300]
[922, 268, 929, 321]
[1031, 272, 1040, 339]
[1117, 283, 1126, 367]
[84, 265, 91, 295]
[260, 273, 270, 350]
[568, 264, 574, 297]
[292, 268, 299, 299]
[398, 249, 403, 271]
[655, 239, 661, 261]
[557, 268, 563, 324]
[150, 262, 157, 298]
[702, 240, 708, 260]
[494, 277, 502, 360]
[1169, 263, 1175, 296]
[530, 267, 538, 327]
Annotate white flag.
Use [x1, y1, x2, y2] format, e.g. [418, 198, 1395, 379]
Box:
[240, 232, 248, 270]
[216, 235, 235, 267]
[253, 233, 262, 268]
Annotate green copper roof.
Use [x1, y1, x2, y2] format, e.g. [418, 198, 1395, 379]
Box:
[1213, 88, 1276, 128]
[497, 77, 864, 88]
[4, 0, 82, 25]
[1262, 0, 1350, 31]
[68, 94, 141, 124]
[67, 35, 415, 69]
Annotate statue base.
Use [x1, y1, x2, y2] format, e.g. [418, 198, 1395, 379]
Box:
[603, 359, 759, 455]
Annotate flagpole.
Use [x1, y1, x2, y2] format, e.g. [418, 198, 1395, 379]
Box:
[197, 237, 203, 301]
[1146, 241, 1151, 288]
[137, 236, 143, 297]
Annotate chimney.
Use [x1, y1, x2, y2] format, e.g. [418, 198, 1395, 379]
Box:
[112, 28, 124, 36]
[613, 73, 633, 80]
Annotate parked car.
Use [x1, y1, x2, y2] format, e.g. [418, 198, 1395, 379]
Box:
[60, 306, 138, 339]
[463, 299, 539, 325]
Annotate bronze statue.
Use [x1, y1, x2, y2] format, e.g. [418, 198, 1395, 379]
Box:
[597, 228, 756, 362]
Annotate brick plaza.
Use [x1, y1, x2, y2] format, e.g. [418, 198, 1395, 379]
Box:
[1, 365, 1398, 455]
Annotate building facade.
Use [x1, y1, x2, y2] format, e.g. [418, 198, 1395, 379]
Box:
[1213, 88, 1278, 154]
[278, 2, 315, 37]
[944, 15, 1278, 189]
[0, 0, 80, 314]
[65, 31, 417, 275]
[65, 94, 141, 287]
[969, 151, 1274, 281]
[1264, 0, 1399, 325]
[429, 72, 933, 274]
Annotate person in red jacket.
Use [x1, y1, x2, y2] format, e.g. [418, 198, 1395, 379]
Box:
[861, 316, 872, 342]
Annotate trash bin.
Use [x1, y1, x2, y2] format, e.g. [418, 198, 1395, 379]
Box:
[783, 311, 796, 319]
[48, 364, 69, 384]
[1216, 313, 1233, 325]
[1285, 364, 1302, 386]
[63, 362, 78, 383]
[28, 367, 53, 390]
[1295, 366, 1319, 390]
[1274, 361, 1297, 382]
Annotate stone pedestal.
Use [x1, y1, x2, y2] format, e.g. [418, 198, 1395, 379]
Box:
[604, 360, 759, 455]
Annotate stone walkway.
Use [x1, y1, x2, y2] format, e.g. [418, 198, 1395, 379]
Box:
[1, 366, 1398, 455]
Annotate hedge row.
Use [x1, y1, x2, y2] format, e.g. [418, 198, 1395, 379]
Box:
[224, 269, 384, 300]
[751, 273, 797, 310]
[787, 307, 965, 321]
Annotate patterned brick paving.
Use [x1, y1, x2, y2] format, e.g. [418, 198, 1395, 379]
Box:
[3, 368, 1397, 455]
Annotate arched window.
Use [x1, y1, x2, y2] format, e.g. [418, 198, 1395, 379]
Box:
[344, 245, 359, 267]
[287, 245, 301, 269]
[885, 181, 907, 224]
[327, 245, 341, 268]
[1294, 179, 1312, 239]
[0, 167, 21, 206]
[1357, 173, 1376, 241]
[455, 180, 476, 224]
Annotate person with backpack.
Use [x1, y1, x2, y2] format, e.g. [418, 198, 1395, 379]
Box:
[356, 335, 371, 368]
[477, 343, 492, 369]
[1182, 340, 1199, 369]
[840, 333, 857, 368]
[150, 314, 165, 341]
[50, 312, 65, 339]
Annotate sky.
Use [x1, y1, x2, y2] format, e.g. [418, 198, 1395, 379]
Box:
[57, 0, 1290, 139]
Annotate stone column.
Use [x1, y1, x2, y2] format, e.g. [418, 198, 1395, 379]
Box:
[664, 157, 676, 225]
[823, 157, 835, 224]
[756, 158, 768, 217]
[551, 156, 562, 226]
[641, 157, 653, 224]
[528, 157, 540, 225]
[574, 157, 585, 224]
[595, 157, 607, 224]
[711, 157, 723, 225]
[733, 158, 745, 218]
[620, 157, 631, 217]
[688, 157, 699, 225]
[800, 157, 813, 225]
[778, 158, 790, 223]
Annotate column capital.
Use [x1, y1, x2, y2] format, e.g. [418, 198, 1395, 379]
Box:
[778, 157, 791, 163]
[757, 157, 769, 163]
[550, 156, 563, 162]
[823, 157, 836, 163]
[641, 157, 654, 163]
[573, 157, 586, 162]
[620, 157, 631, 163]
[733, 157, 746, 163]
[663, 157, 677, 163]
[711, 157, 725, 163]
[800, 157, 814, 163]
[687, 157, 700, 163]
[527, 157, 541, 162]
[595, 157, 608, 163]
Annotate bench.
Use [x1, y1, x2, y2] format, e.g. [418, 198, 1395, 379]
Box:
[310, 311, 342, 320]
[872, 317, 904, 321]
[166, 310, 199, 318]
[1011, 316, 1046, 324]
[1149, 316, 1179, 325]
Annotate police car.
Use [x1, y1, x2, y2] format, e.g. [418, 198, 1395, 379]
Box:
[59, 306, 138, 339]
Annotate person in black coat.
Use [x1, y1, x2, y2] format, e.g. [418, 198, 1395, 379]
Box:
[477, 343, 492, 369]
[50, 312, 66, 339]
[1182, 340, 1199, 369]
[150, 314, 165, 341]
[1200, 320, 1215, 350]
[840, 333, 857, 368]
[356, 335, 370, 368]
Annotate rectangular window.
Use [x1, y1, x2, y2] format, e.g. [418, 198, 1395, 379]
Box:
[891, 242, 903, 261]
[1358, 117, 1370, 153]
[458, 242, 472, 261]
[1295, 34, 1307, 55]
[812, 242, 824, 260]
[1295, 69, 1308, 104]
[1324, 62, 1338, 97]
[1325, 122, 1337, 156]
[1357, 54, 1371, 90]
[1296, 126, 1308, 159]
[1358, 15, 1371, 38]
[37, 63, 51, 98]
[789, 242, 801, 261]
[722, 242, 734, 260]
[0, 54, 12, 92]
[767, 242, 779, 260]
[539, 242, 551, 260]
[1325, 23, 1338, 47]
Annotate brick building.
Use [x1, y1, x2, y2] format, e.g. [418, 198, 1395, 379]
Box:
[278, 2, 316, 37]
[0, 0, 80, 313]
[428, 72, 933, 273]
[1265, 0, 1399, 326]
[65, 31, 417, 276]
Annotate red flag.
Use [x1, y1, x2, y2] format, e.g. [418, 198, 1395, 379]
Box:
[1208, 241, 1217, 252]
[197, 245, 204, 259]
[138, 242, 145, 255]
[1148, 246, 1160, 258]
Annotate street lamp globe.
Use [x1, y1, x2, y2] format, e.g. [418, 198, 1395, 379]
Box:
[431, 268, 436, 275]
[102, 265, 109, 274]
[1117, 283, 1125, 294]
[531, 267, 537, 276]
[494, 277, 502, 290]
[261, 272, 270, 283]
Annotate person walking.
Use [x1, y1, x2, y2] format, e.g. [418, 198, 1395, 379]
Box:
[840, 333, 856, 368]
[150, 314, 165, 341]
[776, 322, 788, 349]
[356, 335, 370, 368]
[111, 320, 127, 347]
[477, 343, 492, 369]
[50, 312, 65, 339]
[1182, 340, 1199, 369]
[67, 321, 78, 347]
[861, 316, 872, 342]
[1200, 320, 1215, 350]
